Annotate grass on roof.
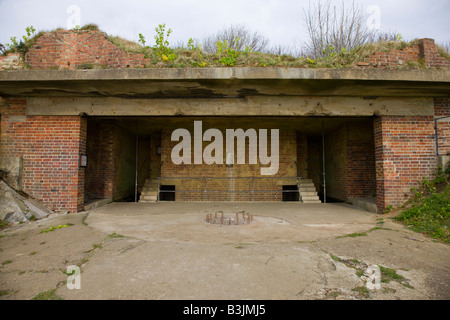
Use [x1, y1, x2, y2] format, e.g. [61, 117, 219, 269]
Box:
[3, 23, 449, 69]
[108, 35, 423, 69]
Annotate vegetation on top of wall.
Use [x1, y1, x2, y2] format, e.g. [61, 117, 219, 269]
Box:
[2, 26, 41, 56]
[2, 23, 449, 70]
[436, 45, 450, 62]
[108, 25, 421, 69]
[77, 23, 100, 31]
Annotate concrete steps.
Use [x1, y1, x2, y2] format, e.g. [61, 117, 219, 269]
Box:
[138, 178, 321, 203]
[139, 179, 158, 203]
[299, 179, 321, 204]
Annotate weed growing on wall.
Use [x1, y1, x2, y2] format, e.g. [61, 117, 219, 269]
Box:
[5, 26, 36, 54]
[153, 24, 177, 62]
[216, 37, 240, 66]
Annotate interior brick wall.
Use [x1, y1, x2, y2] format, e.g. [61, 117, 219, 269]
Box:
[0, 98, 86, 213]
[160, 125, 298, 201]
[346, 123, 376, 198]
[85, 119, 136, 202]
[324, 122, 376, 202]
[325, 125, 347, 200]
[296, 132, 308, 179]
[85, 120, 115, 200]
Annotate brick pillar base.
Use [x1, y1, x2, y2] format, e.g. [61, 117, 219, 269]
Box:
[374, 116, 437, 213]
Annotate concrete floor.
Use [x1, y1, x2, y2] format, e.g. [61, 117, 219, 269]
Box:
[1, 202, 449, 300]
[84, 202, 376, 243]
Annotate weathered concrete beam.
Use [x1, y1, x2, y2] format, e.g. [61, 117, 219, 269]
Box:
[26, 96, 434, 116]
[1, 68, 449, 98]
[1, 68, 449, 82]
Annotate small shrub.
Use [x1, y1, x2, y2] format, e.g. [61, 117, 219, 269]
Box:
[216, 38, 240, 67]
[153, 24, 177, 62]
[5, 26, 36, 54]
[138, 33, 146, 47]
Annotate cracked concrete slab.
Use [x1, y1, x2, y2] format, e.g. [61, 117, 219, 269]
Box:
[0, 202, 448, 300]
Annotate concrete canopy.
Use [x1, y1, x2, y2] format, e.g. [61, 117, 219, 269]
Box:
[0, 68, 449, 98]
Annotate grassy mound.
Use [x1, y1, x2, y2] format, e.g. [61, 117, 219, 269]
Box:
[394, 168, 450, 243]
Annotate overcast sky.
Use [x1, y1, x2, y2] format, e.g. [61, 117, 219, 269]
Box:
[1, 0, 449, 50]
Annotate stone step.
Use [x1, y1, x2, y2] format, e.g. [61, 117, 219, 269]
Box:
[140, 195, 157, 202]
[302, 200, 322, 204]
[299, 179, 314, 183]
[299, 191, 317, 197]
[141, 190, 158, 196]
[142, 186, 158, 192]
[301, 196, 320, 201]
[299, 183, 315, 188]
[299, 187, 317, 192]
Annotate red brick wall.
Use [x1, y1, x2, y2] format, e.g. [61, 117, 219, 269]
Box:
[374, 116, 437, 213]
[434, 98, 450, 156]
[419, 39, 450, 69]
[0, 98, 86, 213]
[25, 30, 148, 70]
[356, 38, 449, 69]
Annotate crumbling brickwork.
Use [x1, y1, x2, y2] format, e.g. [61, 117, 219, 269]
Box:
[356, 38, 450, 69]
[0, 53, 24, 70]
[25, 30, 148, 70]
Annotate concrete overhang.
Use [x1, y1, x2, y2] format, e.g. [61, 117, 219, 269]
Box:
[0, 68, 449, 98]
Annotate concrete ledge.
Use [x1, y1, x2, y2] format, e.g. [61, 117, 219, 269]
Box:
[1, 68, 449, 98]
[1, 68, 449, 82]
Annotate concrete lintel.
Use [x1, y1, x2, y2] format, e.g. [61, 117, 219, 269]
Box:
[26, 96, 435, 117]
